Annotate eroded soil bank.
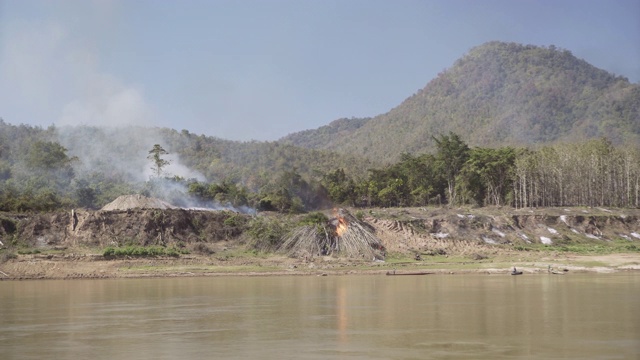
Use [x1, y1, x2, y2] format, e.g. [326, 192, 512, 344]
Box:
[1, 206, 640, 280]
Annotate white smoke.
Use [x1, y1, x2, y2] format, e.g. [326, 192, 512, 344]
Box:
[145, 177, 256, 215]
[60, 77, 153, 128]
[0, 9, 155, 130]
[56, 125, 256, 214]
[143, 153, 206, 182]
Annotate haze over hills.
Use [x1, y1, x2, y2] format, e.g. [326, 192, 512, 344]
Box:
[280, 41, 640, 163]
[1, 40, 639, 208]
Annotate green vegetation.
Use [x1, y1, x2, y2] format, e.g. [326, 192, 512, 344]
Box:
[298, 212, 329, 226]
[512, 240, 640, 255]
[283, 42, 639, 163]
[0, 41, 639, 213]
[245, 216, 294, 251]
[1, 121, 639, 212]
[103, 245, 187, 258]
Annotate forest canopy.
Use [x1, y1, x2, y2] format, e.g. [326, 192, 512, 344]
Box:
[1, 42, 639, 213]
[0, 120, 638, 213]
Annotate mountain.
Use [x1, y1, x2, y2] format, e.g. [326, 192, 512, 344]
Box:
[2, 41, 639, 211]
[280, 41, 640, 163]
[276, 117, 370, 149]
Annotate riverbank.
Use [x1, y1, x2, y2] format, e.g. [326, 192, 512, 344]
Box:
[2, 206, 640, 280]
[2, 251, 639, 280]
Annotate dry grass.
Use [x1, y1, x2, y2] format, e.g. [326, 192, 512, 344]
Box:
[279, 209, 386, 260]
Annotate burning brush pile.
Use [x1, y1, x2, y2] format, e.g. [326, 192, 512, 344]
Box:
[279, 209, 386, 260]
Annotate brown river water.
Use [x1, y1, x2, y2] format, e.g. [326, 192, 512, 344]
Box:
[1, 273, 639, 359]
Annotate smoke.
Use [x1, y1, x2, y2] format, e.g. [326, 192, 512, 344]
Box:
[143, 177, 256, 215]
[55, 125, 256, 214]
[59, 76, 154, 128]
[57, 126, 152, 182]
[143, 153, 206, 182]
[56, 126, 201, 181]
[0, 4, 157, 130]
[1, 8, 170, 185]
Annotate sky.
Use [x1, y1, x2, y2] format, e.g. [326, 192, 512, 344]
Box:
[1, 0, 639, 142]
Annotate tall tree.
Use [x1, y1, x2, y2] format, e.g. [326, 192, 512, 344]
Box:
[434, 132, 470, 205]
[147, 144, 171, 178]
[459, 147, 517, 206]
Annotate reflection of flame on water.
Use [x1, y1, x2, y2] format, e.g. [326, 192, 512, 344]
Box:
[337, 286, 348, 344]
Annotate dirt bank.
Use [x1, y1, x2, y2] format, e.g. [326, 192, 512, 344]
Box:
[1, 206, 639, 280]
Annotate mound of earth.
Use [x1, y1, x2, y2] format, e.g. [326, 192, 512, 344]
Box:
[101, 194, 177, 211]
[10, 208, 250, 249]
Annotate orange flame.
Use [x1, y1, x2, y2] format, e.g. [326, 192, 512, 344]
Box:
[334, 208, 348, 237]
[336, 217, 348, 237]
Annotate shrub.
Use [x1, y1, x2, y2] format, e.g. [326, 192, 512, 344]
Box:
[223, 213, 245, 227]
[298, 211, 328, 226]
[246, 216, 292, 251]
[103, 245, 184, 258]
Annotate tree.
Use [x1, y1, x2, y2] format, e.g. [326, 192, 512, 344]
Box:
[74, 179, 98, 209]
[147, 144, 171, 178]
[26, 141, 74, 170]
[322, 168, 356, 205]
[458, 147, 517, 206]
[434, 132, 470, 205]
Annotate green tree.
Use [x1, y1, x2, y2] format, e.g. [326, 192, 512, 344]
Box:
[458, 147, 517, 206]
[74, 179, 98, 209]
[322, 168, 356, 205]
[434, 132, 470, 205]
[25, 141, 74, 170]
[147, 144, 171, 178]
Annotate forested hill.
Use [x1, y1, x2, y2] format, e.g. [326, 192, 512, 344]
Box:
[279, 41, 640, 163]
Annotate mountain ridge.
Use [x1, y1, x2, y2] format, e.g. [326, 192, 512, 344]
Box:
[279, 41, 640, 163]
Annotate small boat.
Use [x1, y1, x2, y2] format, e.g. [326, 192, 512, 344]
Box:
[386, 271, 431, 276]
[511, 271, 523, 275]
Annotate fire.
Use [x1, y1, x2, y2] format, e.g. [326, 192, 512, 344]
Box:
[336, 217, 348, 237]
[333, 208, 348, 237]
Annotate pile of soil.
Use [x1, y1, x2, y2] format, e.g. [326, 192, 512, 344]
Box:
[101, 194, 176, 211]
[10, 208, 250, 249]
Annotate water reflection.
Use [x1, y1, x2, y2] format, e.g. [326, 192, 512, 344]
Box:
[1, 274, 639, 359]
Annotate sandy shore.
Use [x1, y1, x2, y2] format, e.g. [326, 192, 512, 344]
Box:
[2, 252, 639, 280]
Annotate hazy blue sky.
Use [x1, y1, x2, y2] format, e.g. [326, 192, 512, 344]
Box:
[1, 0, 639, 141]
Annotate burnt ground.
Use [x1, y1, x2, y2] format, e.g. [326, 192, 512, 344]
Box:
[1, 206, 640, 280]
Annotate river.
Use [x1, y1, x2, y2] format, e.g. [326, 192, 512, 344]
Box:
[1, 273, 639, 359]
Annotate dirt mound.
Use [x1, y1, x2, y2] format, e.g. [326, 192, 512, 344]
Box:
[10, 208, 251, 249]
[101, 194, 177, 211]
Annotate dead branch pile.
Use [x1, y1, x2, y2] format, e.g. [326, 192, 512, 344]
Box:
[278, 209, 385, 260]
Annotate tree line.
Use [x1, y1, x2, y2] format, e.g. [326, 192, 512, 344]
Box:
[321, 133, 640, 209]
[0, 118, 638, 213]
